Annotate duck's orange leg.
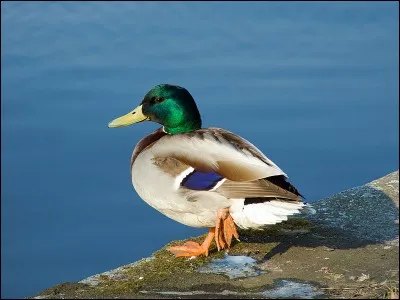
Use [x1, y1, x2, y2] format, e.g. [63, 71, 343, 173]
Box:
[215, 208, 240, 251]
[168, 208, 240, 258]
[168, 228, 215, 257]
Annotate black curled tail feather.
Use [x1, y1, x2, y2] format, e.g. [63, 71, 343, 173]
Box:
[264, 175, 305, 199]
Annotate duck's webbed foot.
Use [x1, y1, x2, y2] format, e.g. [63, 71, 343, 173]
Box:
[168, 228, 215, 257]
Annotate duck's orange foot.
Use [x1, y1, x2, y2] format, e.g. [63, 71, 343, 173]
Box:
[168, 241, 207, 257]
[167, 228, 215, 258]
[167, 209, 240, 258]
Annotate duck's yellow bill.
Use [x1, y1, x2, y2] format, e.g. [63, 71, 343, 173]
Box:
[108, 105, 149, 128]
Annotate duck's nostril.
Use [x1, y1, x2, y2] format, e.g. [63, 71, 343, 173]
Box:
[132, 112, 136, 115]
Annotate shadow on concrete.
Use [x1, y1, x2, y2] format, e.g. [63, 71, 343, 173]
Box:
[237, 186, 399, 261]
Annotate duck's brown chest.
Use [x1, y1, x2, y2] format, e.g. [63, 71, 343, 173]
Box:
[130, 127, 167, 171]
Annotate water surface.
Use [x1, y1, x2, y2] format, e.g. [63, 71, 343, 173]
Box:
[1, 2, 398, 298]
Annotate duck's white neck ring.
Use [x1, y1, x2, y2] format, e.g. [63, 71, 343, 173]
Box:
[162, 126, 171, 134]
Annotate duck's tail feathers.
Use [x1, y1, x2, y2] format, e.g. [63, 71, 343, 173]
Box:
[230, 198, 307, 230]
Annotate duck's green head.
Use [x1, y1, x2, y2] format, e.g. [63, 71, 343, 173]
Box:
[108, 84, 202, 134]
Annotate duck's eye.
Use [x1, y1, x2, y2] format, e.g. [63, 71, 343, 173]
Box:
[154, 97, 165, 103]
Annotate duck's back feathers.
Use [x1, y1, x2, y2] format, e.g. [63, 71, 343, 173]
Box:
[148, 127, 287, 182]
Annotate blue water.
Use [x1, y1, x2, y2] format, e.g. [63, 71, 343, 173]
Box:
[1, 2, 398, 298]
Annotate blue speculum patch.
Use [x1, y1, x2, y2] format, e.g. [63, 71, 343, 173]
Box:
[181, 170, 224, 190]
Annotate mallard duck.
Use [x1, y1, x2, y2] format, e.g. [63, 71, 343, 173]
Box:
[108, 84, 305, 257]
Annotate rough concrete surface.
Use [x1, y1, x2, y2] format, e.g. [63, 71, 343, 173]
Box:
[29, 170, 399, 299]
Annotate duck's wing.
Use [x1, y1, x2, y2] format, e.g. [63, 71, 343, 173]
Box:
[213, 176, 302, 201]
[149, 127, 302, 201]
[150, 127, 287, 182]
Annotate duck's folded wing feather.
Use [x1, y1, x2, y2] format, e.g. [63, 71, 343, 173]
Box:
[151, 158, 302, 201]
[215, 177, 302, 201]
[150, 128, 286, 182]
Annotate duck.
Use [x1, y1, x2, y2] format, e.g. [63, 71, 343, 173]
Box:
[108, 84, 305, 258]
